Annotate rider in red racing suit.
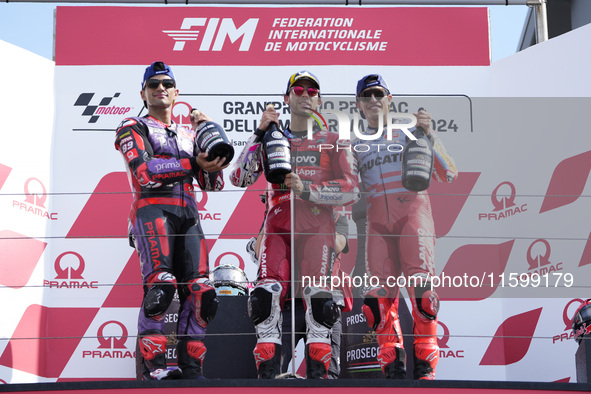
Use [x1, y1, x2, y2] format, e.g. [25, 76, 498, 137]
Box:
[115, 61, 228, 380]
[230, 71, 359, 379]
[354, 74, 457, 380]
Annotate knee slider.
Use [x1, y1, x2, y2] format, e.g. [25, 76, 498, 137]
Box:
[188, 278, 219, 326]
[411, 276, 439, 320]
[248, 281, 283, 326]
[303, 286, 340, 329]
[144, 272, 177, 318]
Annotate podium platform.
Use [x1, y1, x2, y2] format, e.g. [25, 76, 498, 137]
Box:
[1, 378, 590, 393]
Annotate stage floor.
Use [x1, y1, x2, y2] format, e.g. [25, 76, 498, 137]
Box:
[1, 379, 591, 393]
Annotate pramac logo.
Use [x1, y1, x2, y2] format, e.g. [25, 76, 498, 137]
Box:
[25, 177, 47, 208]
[552, 298, 584, 344]
[526, 239, 552, 270]
[195, 190, 222, 221]
[43, 251, 98, 289]
[82, 321, 135, 359]
[526, 239, 563, 275]
[172, 101, 193, 127]
[492, 181, 517, 211]
[437, 320, 464, 359]
[12, 177, 58, 220]
[97, 321, 128, 349]
[215, 251, 246, 271]
[478, 181, 527, 221]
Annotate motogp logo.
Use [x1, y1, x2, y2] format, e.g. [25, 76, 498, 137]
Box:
[74, 92, 131, 124]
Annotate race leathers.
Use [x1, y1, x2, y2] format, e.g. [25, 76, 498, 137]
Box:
[231, 129, 360, 300]
[115, 116, 223, 373]
[354, 127, 456, 289]
[354, 126, 456, 379]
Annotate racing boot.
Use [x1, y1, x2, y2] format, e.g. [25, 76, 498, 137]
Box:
[177, 339, 207, 379]
[305, 342, 332, 379]
[363, 288, 406, 379]
[253, 342, 282, 379]
[408, 278, 440, 380]
[139, 331, 182, 380]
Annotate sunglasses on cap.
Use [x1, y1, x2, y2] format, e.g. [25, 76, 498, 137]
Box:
[290, 86, 319, 97]
[145, 78, 176, 89]
[359, 88, 388, 99]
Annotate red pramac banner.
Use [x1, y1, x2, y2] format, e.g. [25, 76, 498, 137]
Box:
[55, 6, 490, 66]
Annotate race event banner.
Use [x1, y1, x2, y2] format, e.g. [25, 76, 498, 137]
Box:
[54, 6, 490, 66]
[1, 4, 590, 385]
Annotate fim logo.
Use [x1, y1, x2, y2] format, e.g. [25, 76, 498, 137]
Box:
[43, 251, 98, 289]
[478, 181, 527, 221]
[163, 17, 258, 52]
[74, 92, 131, 123]
[12, 177, 58, 220]
[83, 321, 135, 359]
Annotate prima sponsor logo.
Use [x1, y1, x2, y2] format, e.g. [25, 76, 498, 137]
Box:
[12, 177, 58, 220]
[43, 251, 98, 289]
[478, 181, 527, 221]
[83, 321, 135, 359]
[74, 92, 131, 124]
[164, 17, 259, 52]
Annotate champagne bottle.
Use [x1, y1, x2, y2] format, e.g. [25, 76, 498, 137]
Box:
[401, 108, 434, 192]
[261, 104, 291, 184]
[194, 111, 235, 163]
